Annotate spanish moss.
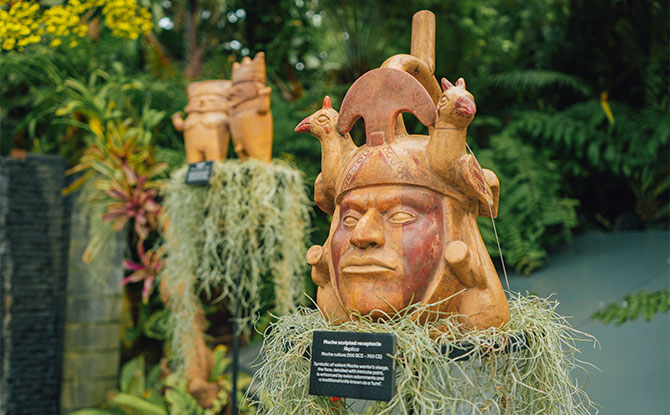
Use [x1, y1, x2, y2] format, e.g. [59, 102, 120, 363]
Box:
[161, 159, 311, 374]
[253, 293, 597, 415]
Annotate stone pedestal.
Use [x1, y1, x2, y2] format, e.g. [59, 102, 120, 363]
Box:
[59, 188, 124, 414]
[0, 155, 70, 415]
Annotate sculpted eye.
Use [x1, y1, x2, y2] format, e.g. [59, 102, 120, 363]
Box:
[316, 114, 329, 124]
[342, 215, 359, 227]
[388, 211, 416, 224]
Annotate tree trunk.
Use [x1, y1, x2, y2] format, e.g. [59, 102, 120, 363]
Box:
[184, 0, 203, 79]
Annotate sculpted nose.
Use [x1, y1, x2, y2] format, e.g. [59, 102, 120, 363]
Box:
[350, 211, 385, 249]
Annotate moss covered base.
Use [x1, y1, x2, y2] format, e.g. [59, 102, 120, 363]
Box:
[161, 159, 310, 373]
[253, 293, 596, 415]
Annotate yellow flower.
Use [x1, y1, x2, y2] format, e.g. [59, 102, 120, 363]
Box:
[1, 0, 153, 52]
[2, 37, 16, 50]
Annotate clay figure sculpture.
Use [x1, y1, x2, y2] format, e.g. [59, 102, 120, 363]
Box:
[298, 11, 509, 330]
[295, 96, 357, 216]
[172, 80, 232, 164]
[228, 52, 273, 162]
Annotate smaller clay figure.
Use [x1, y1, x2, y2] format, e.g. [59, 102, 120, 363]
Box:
[428, 77, 500, 218]
[228, 52, 273, 162]
[172, 80, 232, 164]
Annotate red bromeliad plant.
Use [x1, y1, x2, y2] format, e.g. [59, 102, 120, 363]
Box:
[122, 242, 166, 303]
[62, 116, 167, 263]
[50, 70, 181, 380]
[103, 163, 161, 242]
[63, 118, 167, 196]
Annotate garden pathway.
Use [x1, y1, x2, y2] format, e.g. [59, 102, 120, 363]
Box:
[508, 230, 669, 415]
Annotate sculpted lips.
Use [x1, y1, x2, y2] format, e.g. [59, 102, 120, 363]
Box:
[340, 257, 396, 274]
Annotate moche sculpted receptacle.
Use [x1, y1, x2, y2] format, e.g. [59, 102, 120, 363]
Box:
[297, 11, 509, 330]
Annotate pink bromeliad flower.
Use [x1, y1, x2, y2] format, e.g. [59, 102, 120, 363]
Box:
[122, 243, 165, 303]
[102, 164, 161, 241]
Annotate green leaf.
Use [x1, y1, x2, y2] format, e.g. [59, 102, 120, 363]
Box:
[165, 386, 203, 415]
[147, 364, 165, 391]
[488, 70, 591, 96]
[120, 356, 146, 395]
[592, 289, 670, 325]
[109, 393, 167, 415]
[143, 163, 168, 180]
[62, 170, 95, 195]
[210, 344, 230, 381]
[90, 160, 117, 179]
[56, 100, 82, 116]
[143, 309, 171, 341]
[146, 389, 167, 409]
[69, 410, 119, 415]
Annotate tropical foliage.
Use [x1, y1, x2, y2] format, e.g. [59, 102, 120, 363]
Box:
[70, 346, 255, 415]
[1, 0, 667, 410]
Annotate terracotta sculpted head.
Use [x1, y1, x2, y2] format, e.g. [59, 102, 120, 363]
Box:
[300, 68, 510, 329]
[331, 185, 445, 317]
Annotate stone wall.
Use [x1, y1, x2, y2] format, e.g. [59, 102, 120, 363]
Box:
[0, 155, 70, 415]
[0, 154, 125, 415]
[60, 186, 124, 414]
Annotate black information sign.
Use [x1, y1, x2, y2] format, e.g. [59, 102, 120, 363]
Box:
[185, 161, 213, 185]
[309, 331, 396, 402]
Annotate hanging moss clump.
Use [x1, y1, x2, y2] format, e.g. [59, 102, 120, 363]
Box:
[253, 293, 597, 415]
[161, 159, 311, 373]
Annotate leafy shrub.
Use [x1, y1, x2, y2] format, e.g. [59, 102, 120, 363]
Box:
[592, 289, 670, 325]
[476, 129, 579, 274]
[71, 346, 255, 415]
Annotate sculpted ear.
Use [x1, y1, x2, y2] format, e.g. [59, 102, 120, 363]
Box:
[441, 78, 454, 91]
[456, 77, 466, 88]
[322, 96, 332, 109]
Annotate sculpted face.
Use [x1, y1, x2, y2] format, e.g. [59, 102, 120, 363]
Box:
[330, 185, 445, 316]
[192, 93, 226, 112]
[230, 81, 262, 105]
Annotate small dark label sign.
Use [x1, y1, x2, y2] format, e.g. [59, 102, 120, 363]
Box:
[309, 331, 396, 402]
[185, 161, 213, 185]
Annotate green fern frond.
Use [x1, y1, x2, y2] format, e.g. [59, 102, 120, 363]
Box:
[488, 70, 591, 96]
[476, 131, 578, 274]
[592, 289, 670, 325]
[504, 91, 667, 227]
[512, 103, 608, 152]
